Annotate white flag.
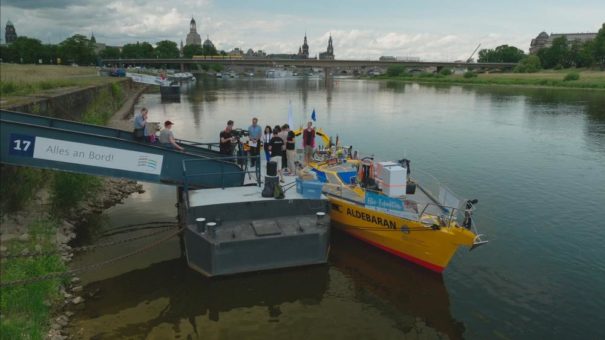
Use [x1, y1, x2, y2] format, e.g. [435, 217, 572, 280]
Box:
[288, 100, 294, 128]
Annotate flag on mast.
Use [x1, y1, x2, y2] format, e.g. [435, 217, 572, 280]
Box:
[311, 109, 317, 122]
[288, 100, 294, 128]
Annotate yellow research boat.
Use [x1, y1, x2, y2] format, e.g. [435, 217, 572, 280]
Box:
[306, 148, 487, 273]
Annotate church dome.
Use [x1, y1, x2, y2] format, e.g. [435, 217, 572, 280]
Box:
[203, 38, 215, 49]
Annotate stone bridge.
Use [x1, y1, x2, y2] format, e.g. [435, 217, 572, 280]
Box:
[102, 58, 517, 74]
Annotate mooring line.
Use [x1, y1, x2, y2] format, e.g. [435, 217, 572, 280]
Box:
[1, 225, 178, 260]
[0, 227, 184, 288]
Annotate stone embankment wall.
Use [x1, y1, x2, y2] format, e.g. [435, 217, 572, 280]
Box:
[6, 80, 134, 120]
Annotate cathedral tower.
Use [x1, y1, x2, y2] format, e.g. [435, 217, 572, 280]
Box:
[186, 17, 202, 46]
[5, 20, 17, 44]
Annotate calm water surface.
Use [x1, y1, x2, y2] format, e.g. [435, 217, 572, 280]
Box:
[70, 78, 605, 339]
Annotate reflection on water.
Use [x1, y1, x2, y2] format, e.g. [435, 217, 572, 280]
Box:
[71, 260, 329, 339]
[70, 78, 605, 339]
[330, 230, 465, 340]
[70, 228, 463, 339]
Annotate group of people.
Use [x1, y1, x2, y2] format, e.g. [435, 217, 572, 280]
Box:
[218, 118, 317, 176]
[134, 108, 318, 176]
[133, 107, 184, 151]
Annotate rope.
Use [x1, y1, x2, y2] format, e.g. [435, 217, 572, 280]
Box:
[1, 225, 177, 260]
[0, 227, 183, 288]
[100, 221, 177, 234]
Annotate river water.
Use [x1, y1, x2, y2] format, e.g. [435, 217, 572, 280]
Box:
[70, 78, 605, 339]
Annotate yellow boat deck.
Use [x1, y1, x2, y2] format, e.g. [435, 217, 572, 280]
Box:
[321, 169, 451, 225]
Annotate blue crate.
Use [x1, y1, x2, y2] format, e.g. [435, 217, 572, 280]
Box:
[301, 180, 324, 199]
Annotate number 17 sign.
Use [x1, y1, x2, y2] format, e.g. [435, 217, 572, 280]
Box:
[9, 134, 36, 157]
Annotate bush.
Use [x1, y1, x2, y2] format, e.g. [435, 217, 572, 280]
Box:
[386, 65, 406, 77]
[210, 64, 224, 72]
[82, 83, 124, 125]
[563, 72, 580, 81]
[0, 166, 46, 215]
[418, 72, 436, 78]
[110, 82, 124, 102]
[0, 81, 18, 94]
[439, 68, 452, 76]
[50, 172, 101, 214]
[38, 81, 55, 90]
[463, 71, 477, 78]
[515, 55, 542, 73]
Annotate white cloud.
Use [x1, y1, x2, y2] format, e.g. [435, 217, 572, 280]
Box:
[0, 0, 598, 60]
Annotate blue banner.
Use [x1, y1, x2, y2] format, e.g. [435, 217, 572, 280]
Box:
[365, 191, 404, 211]
[9, 133, 35, 157]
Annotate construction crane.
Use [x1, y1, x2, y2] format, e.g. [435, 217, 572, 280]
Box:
[467, 43, 481, 63]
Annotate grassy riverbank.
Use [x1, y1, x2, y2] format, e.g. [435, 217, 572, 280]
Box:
[375, 69, 605, 89]
[1, 68, 134, 339]
[0, 64, 122, 106]
[0, 219, 67, 339]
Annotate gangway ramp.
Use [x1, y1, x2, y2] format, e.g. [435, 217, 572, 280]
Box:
[0, 110, 245, 188]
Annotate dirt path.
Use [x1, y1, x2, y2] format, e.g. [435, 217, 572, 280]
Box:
[107, 84, 148, 131]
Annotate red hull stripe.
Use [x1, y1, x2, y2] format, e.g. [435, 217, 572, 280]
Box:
[345, 231, 445, 273]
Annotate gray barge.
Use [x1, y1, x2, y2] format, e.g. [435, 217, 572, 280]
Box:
[181, 159, 330, 277]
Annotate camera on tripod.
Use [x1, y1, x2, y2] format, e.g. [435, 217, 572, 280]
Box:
[231, 128, 249, 140]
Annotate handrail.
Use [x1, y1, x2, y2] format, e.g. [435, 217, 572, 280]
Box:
[176, 139, 220, 150]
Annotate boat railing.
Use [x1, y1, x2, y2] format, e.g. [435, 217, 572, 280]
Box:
[322, 181, 470, 229]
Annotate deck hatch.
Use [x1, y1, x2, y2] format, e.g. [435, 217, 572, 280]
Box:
[251, 220, 282, 236]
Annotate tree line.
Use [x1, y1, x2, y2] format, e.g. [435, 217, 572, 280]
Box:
[478, 23, 605, 72]
[0, 34, 224, 65]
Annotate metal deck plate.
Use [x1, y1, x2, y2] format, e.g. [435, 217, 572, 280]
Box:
[250, 220, 282, 236]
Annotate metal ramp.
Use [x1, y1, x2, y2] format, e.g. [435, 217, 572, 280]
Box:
[0, 110, 246, 188]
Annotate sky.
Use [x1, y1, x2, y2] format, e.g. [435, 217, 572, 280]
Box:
[1, 0, 603, 61]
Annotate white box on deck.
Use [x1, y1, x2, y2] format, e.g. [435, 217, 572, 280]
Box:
[376, 161, 398, 189]
[383, 166, 407, 197]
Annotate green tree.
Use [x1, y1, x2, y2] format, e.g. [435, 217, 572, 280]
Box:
[182, 44, 204, 58]
[99, 46, 121, 59]
[568, 40, 594, 67]
[121, 43, 140, 58]
[515, 55, 542, 73]
[539, 36, 570, 68]
[58, 34, 96, 65]
[202, 44, 218, 56]
[0, 44, 16, 62]
[139, 42, 154, 58]
[478, 45, 526, 63]
[40, 44, 59, 64]
[121, 42, 154, 58]
[7, 36, 44, 63]
[155, 40, 180, 58]
[593, 23, 605, 67]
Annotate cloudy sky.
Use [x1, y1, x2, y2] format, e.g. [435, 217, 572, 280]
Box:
[1, 0, 603, 60]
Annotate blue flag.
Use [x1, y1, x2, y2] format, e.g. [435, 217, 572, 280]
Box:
[311, 109, 316, 122]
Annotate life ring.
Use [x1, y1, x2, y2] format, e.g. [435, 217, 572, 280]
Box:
[293, 127, 331, 146]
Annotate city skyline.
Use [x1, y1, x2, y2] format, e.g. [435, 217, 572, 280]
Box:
[1, 0, 604, 60]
